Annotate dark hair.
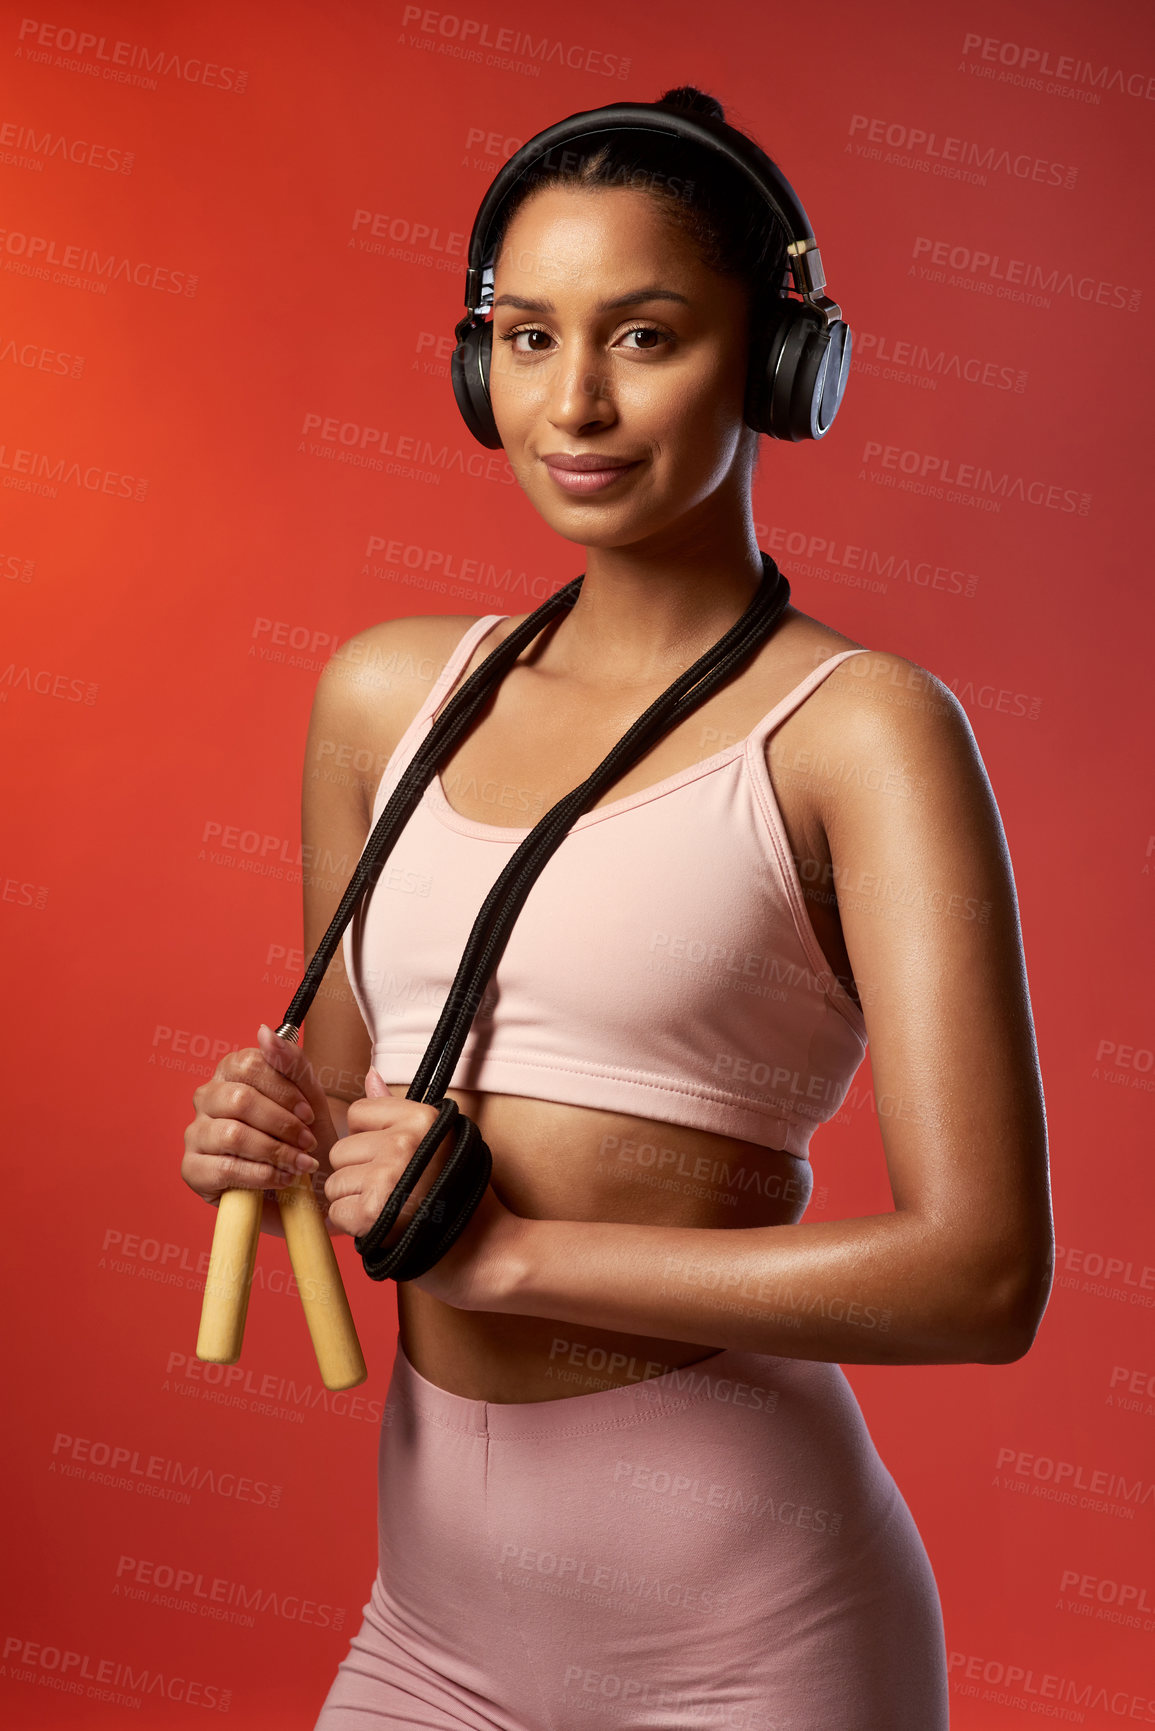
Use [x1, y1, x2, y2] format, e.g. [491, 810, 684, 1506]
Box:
[485, 86, 789, 335]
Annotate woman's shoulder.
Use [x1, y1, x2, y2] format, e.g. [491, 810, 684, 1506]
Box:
[781, 604, 964, 730]
[776, 607, 984, 829]
[333, 609, 491, 711]
[308, 613, 490, 820]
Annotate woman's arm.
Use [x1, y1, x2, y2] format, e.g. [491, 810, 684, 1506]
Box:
[477, 653, 1054, 1366]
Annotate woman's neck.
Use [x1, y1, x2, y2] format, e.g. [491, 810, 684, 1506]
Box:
[555, 532, 767, 684]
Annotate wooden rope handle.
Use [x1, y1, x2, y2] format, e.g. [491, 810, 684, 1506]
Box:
[276, 1178, 367, 1389]
[196, 1180, 367, 1392]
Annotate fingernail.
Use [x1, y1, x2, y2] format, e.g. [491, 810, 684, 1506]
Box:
[293, 1100, 315, 1124]
[295, 1153, 319, 1173]
[297, 1127, 318, 1152]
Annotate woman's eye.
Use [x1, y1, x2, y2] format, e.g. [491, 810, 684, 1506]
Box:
[500, 327, 554, 353]
[619, 326, 669, 351]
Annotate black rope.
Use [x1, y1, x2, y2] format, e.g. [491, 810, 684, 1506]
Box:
[407, 559, 791, 1104]
[277, 555, 791, 1281]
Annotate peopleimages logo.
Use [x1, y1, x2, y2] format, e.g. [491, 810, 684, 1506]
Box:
[960, 33, 1155, 103]
[3, 1634, 230, 1712]
[0, 440, 148, 501]
[994, 1444, 1155, 1516]
[860, 441, 1091, 517]
[15, 18, 249, 92]
[847, 114, 1077, 188]
[114, 1553, 348, 1631]
[0, 120, 134, 173]
[50, 1430, 282, 1508]
[854, 330, 1027, 395]
[911, 237, 1140, 312]
[299, 411, 515, 486]
[399, 6, 632, 80]
[0, 662, 99, 703]
[948, 1650, 1155, 1722]
[0, 227, 197, 295]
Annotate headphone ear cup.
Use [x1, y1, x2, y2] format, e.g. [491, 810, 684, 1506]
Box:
[746, 304, 851, 442]
[451, 320, 503, 449]
[788, 315, 851, 441]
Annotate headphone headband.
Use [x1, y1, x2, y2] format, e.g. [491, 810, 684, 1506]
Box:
[461, 102, 841, 330]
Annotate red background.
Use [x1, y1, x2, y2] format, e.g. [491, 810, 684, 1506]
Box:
[3, 1, 1154, 1725]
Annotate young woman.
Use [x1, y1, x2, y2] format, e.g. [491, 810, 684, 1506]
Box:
[183, 86, 1052, 1729]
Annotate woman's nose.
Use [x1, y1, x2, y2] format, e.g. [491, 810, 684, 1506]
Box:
[545, 346, 617, 435]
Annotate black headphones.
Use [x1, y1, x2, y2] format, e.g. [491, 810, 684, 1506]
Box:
[451, 99, 851, 447]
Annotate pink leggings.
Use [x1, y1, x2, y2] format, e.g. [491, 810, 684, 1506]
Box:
[314, 1338, 948, 1729]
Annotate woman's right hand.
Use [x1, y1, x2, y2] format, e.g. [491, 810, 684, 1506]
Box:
[181, 1024, 339, 1237]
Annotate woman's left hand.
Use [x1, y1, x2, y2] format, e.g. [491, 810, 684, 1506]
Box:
[324, 1068, 525, 1310]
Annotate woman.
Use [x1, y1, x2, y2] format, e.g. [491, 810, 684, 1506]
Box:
[183, 86, 1052, 1728]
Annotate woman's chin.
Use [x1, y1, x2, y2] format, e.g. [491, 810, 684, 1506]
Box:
[544, 522, 654, 553]
[526, 493, 663, 550]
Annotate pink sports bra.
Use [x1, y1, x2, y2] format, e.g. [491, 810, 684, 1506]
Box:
[342, 615, 870, 1161]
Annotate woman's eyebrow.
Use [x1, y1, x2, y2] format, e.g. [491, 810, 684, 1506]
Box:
[490, 286, 691, 313]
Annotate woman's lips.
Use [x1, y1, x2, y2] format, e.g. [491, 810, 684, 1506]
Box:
[541, 458, 642, 495]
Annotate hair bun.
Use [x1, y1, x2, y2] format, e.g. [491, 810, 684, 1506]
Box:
[656, 85, 726, 123]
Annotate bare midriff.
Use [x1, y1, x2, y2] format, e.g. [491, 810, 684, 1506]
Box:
[387, 1081, 812, 1403]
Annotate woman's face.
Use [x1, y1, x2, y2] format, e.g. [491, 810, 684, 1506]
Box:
[487, 184, 757, 550]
